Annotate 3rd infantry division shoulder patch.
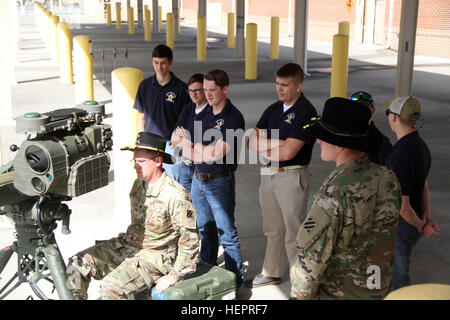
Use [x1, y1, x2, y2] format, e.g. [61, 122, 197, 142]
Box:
[303, 217, 317, 233]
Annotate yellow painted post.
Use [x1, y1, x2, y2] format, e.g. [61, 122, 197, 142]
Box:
[49, 15, 60, 62]
[197, 16, 206, 61]
[144, 9, 151, 41]
[270, 16, 279, 59]
[227, 12, 235, 48]
[159, 6, 162, 30]
[106, 3, 112, 26]
[338, 21, 350, 36]
[73, 35, 94, 102]
[111, 67, 144, 218]
[245, 23, 258, 80]
[57, 22, 73, 84]
[166, 13, 174, 48]
[330, 34, 349, 98]
[116, 3, 122, 30]
[44, 11, 52, 47]
[128, 7, 135, 34]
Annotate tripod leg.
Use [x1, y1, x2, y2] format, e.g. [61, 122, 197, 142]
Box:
[41, 245, 74, 300]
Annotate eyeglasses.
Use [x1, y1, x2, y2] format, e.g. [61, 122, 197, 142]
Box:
[350, 92, 374, 108]
[131, 159, 149, 166]
[187, 88, 204, 94]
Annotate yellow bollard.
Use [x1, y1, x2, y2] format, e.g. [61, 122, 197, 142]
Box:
[159, 6, 162, 30]
[384, 284, 450, 300]
[128, 7, 135, 35]
[166, 13, 174, 48]
[338, 21, 350, 36]
[116, 3, 122, 30]
[73, 35, 94, 103]
[111, 67, 144, 220]
[245, 23, 258, 80]
[57, 22, 73, 84]
[144, 9, 151, 41]
[270, 16, 280, 59]
[49, 15, 60, 62]
[227, 12, 235, 48]
[106, 3, 112, 26]
[44, 11, 52, 46]
[197, 16, 206, 61]
[330, 34, 349, 98]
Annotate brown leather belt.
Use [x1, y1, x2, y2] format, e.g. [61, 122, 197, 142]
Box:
[195, 170, 230, 181]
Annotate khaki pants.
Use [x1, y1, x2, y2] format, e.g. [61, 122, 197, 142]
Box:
[259, 166, 311, 278]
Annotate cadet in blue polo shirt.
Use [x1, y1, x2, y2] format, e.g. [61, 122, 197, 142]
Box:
[176, 69, 245, 289]
[171, 73, 209, 192]
[133, 44, 190, 180]
[247, 63, 317, 288]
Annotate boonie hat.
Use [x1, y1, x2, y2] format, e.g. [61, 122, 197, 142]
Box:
[303, 97, 382, 154]
[383, 96, 421, 121]
[121, 132, 174, 164]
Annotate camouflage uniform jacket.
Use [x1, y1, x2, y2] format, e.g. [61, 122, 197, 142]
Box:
[290, 156, 401, 300]
[120, 172, 200, 279]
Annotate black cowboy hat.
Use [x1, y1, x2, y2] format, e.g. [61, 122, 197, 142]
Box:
[120, 132, 174, 164]
[303, 97, 382, 154]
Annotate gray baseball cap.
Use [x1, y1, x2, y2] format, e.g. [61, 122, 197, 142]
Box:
[383, 96, 421, 121]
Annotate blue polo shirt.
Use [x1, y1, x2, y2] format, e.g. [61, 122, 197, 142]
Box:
[175, 101, 208, 144]
[194, 99, 245, 174]
[133, 72, 190, 139]
[256, 93, 317, 167]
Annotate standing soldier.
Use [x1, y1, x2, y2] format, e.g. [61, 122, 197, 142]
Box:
[247, 63, 317, 288]
[66, 132, 199, 299]
[290, 98, 401, 299]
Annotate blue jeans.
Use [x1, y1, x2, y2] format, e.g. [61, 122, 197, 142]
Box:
[190, 171, 243, 287]
[162, 141, 180, 182]
[178, 162, 195, 192]
[391, 219, 421, 291]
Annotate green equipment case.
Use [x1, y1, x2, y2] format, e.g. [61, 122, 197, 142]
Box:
[151, 262, 236, 300]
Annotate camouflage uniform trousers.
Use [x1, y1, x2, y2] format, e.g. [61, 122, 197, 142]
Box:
[66, 237, 163, 300]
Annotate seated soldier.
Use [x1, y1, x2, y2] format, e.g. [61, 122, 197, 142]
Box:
[66, 132, 200, 300]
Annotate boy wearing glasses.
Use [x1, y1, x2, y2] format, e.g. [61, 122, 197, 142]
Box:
[350, 91, 393, 166]
[133, 44, 191, 180]
[171, 73, 208, 192]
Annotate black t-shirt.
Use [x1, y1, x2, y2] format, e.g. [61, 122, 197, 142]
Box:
[194, 99, 245, 174]
[133, 72, 191, 139]
[386, 131, 431, 218]
[256, 94, 317, 167]
[366, 122, 393, 166]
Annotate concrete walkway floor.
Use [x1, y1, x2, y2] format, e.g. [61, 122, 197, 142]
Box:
[0, 8, 449, 300]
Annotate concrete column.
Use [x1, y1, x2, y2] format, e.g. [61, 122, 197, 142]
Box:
[395, 0, 418, 97]
[137, 0, 143, 28]
[293, 0, 308, 72]
[172, 0, 179, 39]
[198, 0, 207, 18]
[235, 0, 245, 58]
[152, 0, 159, 33]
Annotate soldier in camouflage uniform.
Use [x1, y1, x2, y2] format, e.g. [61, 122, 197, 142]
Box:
[290, 98, 401, 300]
[66, 132, 200, 299]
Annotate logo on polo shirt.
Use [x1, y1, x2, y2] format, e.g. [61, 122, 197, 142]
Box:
[285, 113, 295, 124]
[166, 92, 176, 103]
[215, 119, 224, 129]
